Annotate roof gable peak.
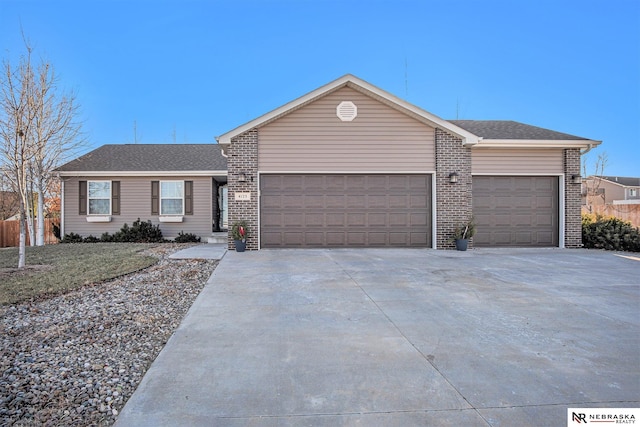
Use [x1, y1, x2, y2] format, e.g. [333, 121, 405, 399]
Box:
[216, 74, 480, 146]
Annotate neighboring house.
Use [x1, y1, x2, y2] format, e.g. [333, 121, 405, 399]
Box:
[217, 74, 601, 249]
[582, 176, 640, 206]
[0, 191, 20, 220]
[57, 74, 601, 249]
[55, 144, 227, 240]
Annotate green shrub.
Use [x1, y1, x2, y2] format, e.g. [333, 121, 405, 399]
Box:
[61, 232, 84, 243]
[112, 218, 165, 243]
[582, 214, 640, 252]
[62, 219, 165, 244]
[174, 231, 201, 243]
[52, 222, 61, 240]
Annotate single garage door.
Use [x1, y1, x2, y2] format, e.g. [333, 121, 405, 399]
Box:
[261, 174, 431, 248]
[473, 176, 559, 247]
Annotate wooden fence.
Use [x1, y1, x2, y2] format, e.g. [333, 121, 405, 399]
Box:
[582, 204, 640, 228]
[0, 219, 59, 248]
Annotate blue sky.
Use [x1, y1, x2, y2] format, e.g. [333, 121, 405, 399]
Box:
[1, 0, 638, 176]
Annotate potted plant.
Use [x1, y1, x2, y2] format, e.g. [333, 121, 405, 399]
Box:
[452, 218, 476, 251]
[231, 221, 248, 252]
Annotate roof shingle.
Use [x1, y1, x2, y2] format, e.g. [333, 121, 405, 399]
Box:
[56, 144, 227, 172]
[449, 120, 588, 140]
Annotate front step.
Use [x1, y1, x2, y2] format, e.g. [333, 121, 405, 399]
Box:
[207, 232, 228, 244]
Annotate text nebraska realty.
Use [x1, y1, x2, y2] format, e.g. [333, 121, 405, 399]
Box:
[573, 412, 636, 424]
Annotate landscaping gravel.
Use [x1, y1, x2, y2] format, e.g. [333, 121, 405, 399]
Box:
[0, 244, 218, 426]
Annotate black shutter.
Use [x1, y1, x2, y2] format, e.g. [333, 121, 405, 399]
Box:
[151, 181, 159, 215]
[79, 181, 87, 215]
[112, 181, 120, 215]
[185, 181, 193, 215]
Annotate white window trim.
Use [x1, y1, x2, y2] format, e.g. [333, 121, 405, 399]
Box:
[88, 180, 112, 216]
[160, 180, 185, 216]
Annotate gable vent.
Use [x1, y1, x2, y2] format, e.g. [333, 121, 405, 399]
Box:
[336, 101, 357, 121]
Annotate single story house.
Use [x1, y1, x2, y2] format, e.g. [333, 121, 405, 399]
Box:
[57, 74, 601, 249]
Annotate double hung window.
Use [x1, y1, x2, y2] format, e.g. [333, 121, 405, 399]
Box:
[88, 181, 111, 215]
[160, 181, 184, 215]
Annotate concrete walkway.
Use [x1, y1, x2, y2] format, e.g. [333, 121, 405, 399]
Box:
[116, 248, 640, 426]
[168, 243, 227, 260]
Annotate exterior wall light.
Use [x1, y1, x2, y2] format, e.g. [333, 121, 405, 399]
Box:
[238, 172, 248, 183]
[571, 174, 582, 184]
[449, 172, 459, 184]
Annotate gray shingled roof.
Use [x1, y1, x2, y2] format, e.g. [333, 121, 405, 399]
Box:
[56, 144, 227, 172]
[600, 176, 640, 187]
[449, 120, 588, 140]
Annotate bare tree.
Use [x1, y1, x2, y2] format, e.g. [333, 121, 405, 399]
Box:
[582, 151, 608, 211]
[0, 36, 84, 266]
[29, 52, 84, 245]
[0, 48, 37, 266]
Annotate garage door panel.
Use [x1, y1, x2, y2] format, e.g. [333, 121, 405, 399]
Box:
[368, 195, 387, 208]
[368, 213, 387, 227]
[347, 196, 366, 208]
[473, 176, 558, 247]
[326, 213, 345, 226]
[261, 174, 431, 247]
[326, 195, 346, 208]
[369, 233, 388, 245]
[347, 213, 366, 227]
[346, 175, 366, 189]
[347, 232, 366, 245]
[410, 232, 429, 245]
[389, 233, 408, 245]
[261, 213, 283, 227]
[305, 232, 324, 246]
[305, 213, 324, 227]
[283, 213, 304, 227]
[389, 195, 409, 208]
[303, 195, 324, 209]
[282, 195, 303, 208]
[410, 195, 428, 208]
[326, 176, 346, 190]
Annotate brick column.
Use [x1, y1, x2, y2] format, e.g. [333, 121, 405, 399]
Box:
[564, 148, 582, 248]
[435, 128, 473, 249]
[227, 129, 259, 250]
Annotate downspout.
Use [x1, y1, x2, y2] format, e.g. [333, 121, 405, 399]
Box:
[59, 174, 65, 237]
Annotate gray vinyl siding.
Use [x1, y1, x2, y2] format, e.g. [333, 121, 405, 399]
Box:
[471, 148, 564, 174]
[63, 176, 212, 239]
[258, 86, 436, 172]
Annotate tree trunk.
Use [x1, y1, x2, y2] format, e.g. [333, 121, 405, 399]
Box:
[36, 182, 45, 245]
[25, 190, 35, 247]
[18, 200, 26, 268]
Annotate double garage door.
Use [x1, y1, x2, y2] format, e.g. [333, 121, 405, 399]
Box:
[261, 174, 431, 248]
[473, 176, 559, 247]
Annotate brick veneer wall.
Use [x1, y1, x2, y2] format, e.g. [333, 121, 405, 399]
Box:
[227, 129, 259, 250]
[435, 128, 473, 249]
[564, 148, 582, 248]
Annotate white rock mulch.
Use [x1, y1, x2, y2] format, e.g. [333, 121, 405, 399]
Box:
[0, 244, 217, 426]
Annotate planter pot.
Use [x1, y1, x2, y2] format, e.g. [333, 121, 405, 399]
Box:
[455, 238, 469, 251]
[234, 240, 246, 252]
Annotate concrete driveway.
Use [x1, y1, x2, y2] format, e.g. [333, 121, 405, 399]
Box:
[116, 248, 640, 427]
